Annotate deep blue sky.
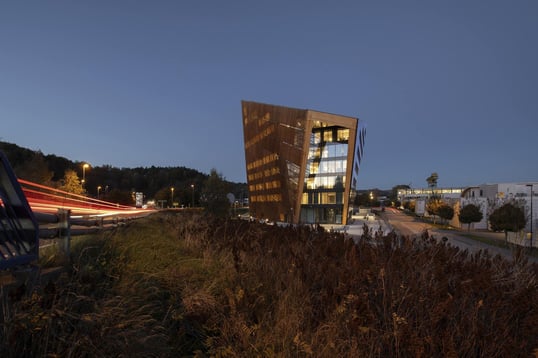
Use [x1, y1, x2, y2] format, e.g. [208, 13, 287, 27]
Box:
[1, 1, 537, 189]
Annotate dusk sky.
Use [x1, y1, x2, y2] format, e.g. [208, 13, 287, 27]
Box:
[2, 1, 537, 190]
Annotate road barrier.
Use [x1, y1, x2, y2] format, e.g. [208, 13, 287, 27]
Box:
[0, 151, 153, 272]
[34, 208, 136, 257]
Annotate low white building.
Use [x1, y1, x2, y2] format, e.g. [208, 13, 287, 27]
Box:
[400, 182, 537, 248]
[459, 182, 537, 247]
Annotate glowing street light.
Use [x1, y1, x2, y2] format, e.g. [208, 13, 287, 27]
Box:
[171, 187, 175, 208]
[191, 184, 195, 207]
[97, 185, 102, 200]
[82, 163, 90, 186]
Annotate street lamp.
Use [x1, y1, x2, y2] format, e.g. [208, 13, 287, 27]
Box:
[82, 163, 90, 186]
[191, 184, 195, 207]
[527, 184, 533, 250]
[171, 187, 175, 208]
[97, 185, 102, 200]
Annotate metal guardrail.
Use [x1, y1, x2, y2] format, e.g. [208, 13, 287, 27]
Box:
[0, 152, 39, 270]
[35, 209, 133, 257]
[1, 151, 149, 271]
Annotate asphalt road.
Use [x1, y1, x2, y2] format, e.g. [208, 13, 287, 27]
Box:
[380, 207, 538, 264]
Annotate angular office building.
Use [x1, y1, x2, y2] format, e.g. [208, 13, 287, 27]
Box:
[242, 101, 365, 225]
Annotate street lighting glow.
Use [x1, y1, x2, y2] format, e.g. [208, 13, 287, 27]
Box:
[82, 163, 90, 185]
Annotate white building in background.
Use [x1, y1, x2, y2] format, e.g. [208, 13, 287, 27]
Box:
[399, 182, 537, 247]
[460, 182, 537, 233]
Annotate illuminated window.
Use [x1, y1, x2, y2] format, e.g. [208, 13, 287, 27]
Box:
[321, 192, 336, 204]
[309, 147, 320, 159]
[323, 131, 333, 142]
[337, 129, 349, 141]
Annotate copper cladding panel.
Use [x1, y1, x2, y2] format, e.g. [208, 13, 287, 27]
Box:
[242, 101, 307, 223]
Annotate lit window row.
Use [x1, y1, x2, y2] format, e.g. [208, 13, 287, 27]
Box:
[247, 152, 278, 171]
[247, 166, 280, 181]
[305, 175, 346, 190]
[307, 160, 347, 175]
[301, 192, 343, 205]
[250, 194, 282, 203]
[245, 124, 275, 149]
[308, 143, 348, 159]
[249, 180, 281, 192]
[310, 128, 350, 144]
[243, 111, 270, 127]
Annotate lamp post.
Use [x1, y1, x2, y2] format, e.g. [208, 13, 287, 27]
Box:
[97, 185, 102, 200]
[171, 187, 174, 208]
[527, 184, 534, 250]
[82, 163, 90, 186]
[191, 184, 195, 207]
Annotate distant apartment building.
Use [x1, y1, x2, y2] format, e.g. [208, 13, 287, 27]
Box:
[242, 101, 366, 225]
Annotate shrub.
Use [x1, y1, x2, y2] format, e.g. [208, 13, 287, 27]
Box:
[2, 212, 537, 357]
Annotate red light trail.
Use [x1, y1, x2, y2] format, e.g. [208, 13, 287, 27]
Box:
[18, 179, 155, 218]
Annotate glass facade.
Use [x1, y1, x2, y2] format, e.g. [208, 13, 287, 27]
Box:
[300, 123, 349, 224]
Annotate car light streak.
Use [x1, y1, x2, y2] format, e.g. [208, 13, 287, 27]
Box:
[18, 179, 155, 218]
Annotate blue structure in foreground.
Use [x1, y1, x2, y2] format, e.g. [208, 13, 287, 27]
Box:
[0, 151, 39, 270]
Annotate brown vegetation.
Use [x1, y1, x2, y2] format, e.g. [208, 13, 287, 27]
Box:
[1, 212, 537, 357]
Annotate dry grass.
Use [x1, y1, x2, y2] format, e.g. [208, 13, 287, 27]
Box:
[1, 211, 537, 357]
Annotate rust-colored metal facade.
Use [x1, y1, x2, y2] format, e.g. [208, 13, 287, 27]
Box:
[242, 101, 361, 225]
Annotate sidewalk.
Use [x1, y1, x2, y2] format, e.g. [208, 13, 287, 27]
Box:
[322, 215, 392, 239]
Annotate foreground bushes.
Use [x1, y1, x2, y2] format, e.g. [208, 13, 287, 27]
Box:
[1, 212, 537, 357]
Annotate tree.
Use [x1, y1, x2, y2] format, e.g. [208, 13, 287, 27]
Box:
[107, 189, 134, 206]
[200, 168, 231, 217]
[58, 169, 84, 195]
[14, 151, 54, 185]
[426, 197, 443, 224]
[489, 202, 527, 242]
[437, 204, 454, 225]
[459, 204, 483, 231]
[426, 172, 439, 188]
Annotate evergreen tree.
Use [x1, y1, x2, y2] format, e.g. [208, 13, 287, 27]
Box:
[200, 168, 231, 217]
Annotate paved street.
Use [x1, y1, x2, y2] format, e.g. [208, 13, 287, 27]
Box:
[379, 207, 538, 263]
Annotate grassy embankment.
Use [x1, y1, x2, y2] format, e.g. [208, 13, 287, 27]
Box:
[1, 211, 537, 357]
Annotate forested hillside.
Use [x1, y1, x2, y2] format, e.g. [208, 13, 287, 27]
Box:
[0, 141, 246, 205]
